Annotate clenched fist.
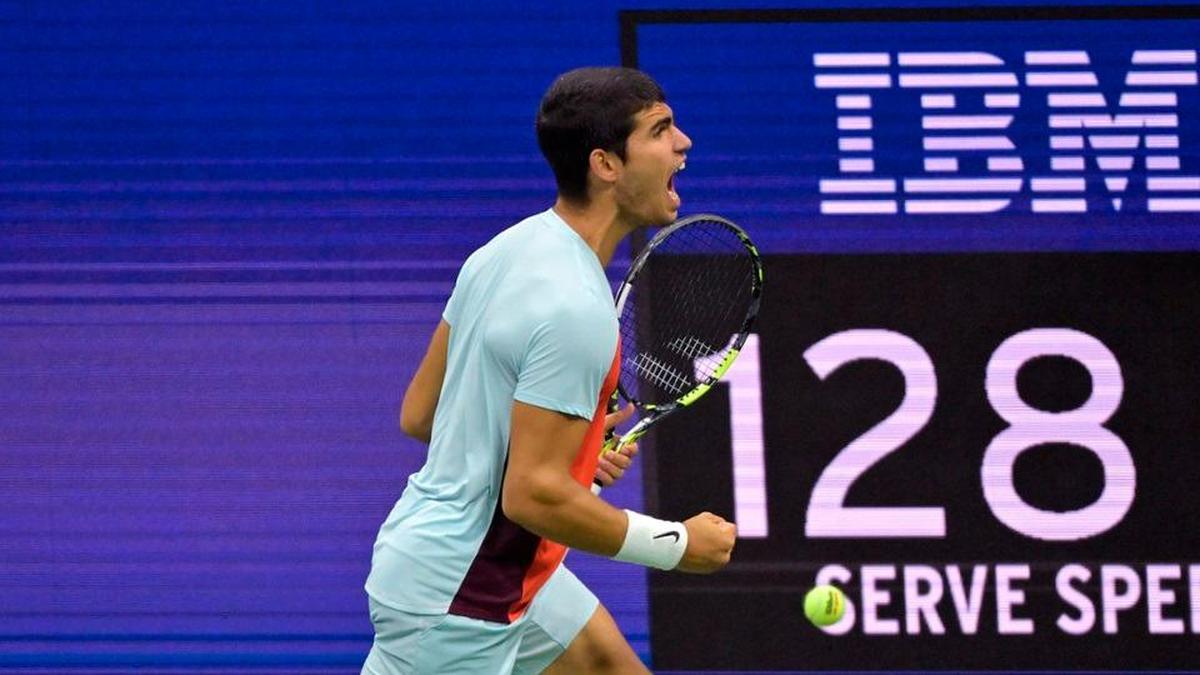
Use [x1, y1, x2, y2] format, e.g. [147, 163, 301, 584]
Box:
[676, 512, 736, 574]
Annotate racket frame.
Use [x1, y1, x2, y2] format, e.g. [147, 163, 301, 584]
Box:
[606, 213, 763, 453]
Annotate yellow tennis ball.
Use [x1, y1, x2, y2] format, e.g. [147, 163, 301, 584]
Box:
[804, 584, 846, 627]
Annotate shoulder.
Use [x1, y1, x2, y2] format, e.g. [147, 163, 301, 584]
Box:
[517, 283, 617, 368]
[458, 218, 533, 275]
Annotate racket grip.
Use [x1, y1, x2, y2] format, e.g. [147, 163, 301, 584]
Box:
[591, 434, 622, 496]
[593, 393, 624, 497]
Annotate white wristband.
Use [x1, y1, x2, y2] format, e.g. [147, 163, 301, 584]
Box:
[612, 509, 688, 571]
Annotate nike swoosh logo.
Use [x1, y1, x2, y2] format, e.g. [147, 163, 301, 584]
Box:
[653, 530, 680, 543]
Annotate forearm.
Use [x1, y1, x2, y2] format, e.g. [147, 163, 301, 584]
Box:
[503, 473, 627, 556]
[503, 401, 688, 569]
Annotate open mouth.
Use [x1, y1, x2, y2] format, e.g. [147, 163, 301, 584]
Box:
[667, 160, 685, 208]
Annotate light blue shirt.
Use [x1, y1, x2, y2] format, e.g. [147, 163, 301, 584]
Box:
[366, 209, 618, 614]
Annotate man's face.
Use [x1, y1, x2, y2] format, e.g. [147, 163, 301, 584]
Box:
[614, 102, 692, 227]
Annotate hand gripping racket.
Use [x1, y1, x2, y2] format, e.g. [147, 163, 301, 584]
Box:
[594, 214, 763, 492]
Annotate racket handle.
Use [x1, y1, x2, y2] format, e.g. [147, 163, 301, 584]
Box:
[601, 391, 620, 446]
[591, 434, 622, 495]
[593, 399, 635, 497]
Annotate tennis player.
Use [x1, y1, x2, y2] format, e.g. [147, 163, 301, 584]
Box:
[362, 67, 737, 674]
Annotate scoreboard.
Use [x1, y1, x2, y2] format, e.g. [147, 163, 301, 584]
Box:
[629, 7, 1200, 671]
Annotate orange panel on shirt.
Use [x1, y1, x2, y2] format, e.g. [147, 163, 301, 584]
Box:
[508, 344, 622, 622]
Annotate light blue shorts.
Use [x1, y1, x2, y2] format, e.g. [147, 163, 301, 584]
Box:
[361, 564, 599, 675]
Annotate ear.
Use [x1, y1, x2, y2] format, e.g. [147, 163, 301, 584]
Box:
[588, 148, 621, 185]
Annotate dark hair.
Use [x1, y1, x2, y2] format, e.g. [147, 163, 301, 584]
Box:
[536, 67, 666, 202]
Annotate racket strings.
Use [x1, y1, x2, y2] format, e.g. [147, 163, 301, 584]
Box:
[654, 222, 756, 372]
[618, 218, 758, 405]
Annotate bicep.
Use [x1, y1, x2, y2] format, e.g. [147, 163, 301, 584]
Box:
[506, 401, 591, 485]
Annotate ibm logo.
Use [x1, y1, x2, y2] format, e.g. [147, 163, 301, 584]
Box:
[815, 50, 1199, 214]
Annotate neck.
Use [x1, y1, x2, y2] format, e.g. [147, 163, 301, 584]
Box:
[552, 196, 636, 267]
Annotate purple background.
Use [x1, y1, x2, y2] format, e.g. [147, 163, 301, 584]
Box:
[2, 0, 1197, 671]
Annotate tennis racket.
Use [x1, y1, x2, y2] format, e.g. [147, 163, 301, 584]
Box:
[594, 214, 763, 492]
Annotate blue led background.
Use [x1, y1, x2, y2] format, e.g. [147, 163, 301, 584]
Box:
[1, 1, 1196, 672]
[638, 10, 1200, 252]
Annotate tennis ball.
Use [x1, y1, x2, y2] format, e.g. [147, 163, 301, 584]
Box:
[804, 584, 846, 627]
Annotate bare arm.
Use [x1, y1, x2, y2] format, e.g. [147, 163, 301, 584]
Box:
[504, 400, 738, 571]
[399, 320, 450, 443]
[503, 401, 628, 555]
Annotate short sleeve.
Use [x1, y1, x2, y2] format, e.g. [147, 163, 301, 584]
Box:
[513, 306, 616, 419]
[442, 287, 463, 327]
[442, 254, 475, 327]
